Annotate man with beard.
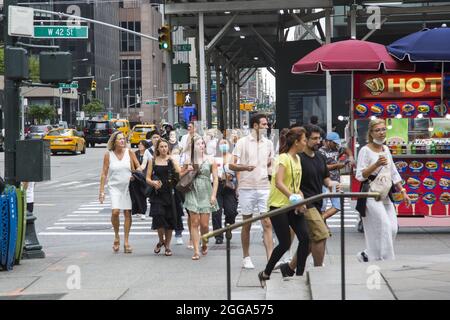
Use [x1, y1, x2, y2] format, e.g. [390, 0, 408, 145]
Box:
[279, 124, 341, 278]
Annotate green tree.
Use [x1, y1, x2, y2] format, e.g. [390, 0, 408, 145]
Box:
[82, 98, 104, 118]
[29, 55, 40, 82]
[0, 47, 4, 75]
[28, 104, 56, 124]
[0, 49, 39, 81]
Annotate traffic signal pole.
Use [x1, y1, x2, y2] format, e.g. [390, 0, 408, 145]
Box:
[3, 0, 21, 186]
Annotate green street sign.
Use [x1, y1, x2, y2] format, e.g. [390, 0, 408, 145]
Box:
[59, 82, 78, 89]
[34, 26, 89, 39]
[145, 101, 159, 105]
[173, 44, 191, 52]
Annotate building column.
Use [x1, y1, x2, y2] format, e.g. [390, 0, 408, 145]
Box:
[222, 68, 228, 130]
[228, 66, 233, 128]
[215, 64, 224, 131]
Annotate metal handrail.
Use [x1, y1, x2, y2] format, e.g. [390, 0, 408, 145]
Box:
[202, 191, 381, 300]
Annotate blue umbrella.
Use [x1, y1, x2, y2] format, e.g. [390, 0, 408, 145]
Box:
[387, 25, 450, 109]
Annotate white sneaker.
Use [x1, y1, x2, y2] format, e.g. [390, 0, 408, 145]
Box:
[135, 214, 141, 219]
[176, 237, 184, 245]
[242, 256, 255, 269]
[141, 215, 147, 220]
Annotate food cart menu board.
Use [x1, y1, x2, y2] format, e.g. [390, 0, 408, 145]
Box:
[352, 72, 450, 216]
[393, 159, 450, 216]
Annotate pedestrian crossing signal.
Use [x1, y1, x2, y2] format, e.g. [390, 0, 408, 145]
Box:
[158, 25, 171, 51]
[91, 79, 97, 91]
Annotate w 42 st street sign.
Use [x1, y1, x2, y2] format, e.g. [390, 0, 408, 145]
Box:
[34, 26, 89, 39]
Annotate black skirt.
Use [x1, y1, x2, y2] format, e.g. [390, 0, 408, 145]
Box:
[150, 202, 176, 230]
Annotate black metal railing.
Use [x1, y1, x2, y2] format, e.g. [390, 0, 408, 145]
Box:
[202, 192, 380, 300]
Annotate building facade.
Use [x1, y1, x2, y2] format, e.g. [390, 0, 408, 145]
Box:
[119, 0, 166, 123]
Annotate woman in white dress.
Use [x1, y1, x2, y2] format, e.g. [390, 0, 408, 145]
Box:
[355, 119, 411, 262]
[99, 131, 140, 253]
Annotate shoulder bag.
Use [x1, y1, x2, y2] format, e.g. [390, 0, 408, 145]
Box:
[369, 148, 393, 200]
[176, 137, 199, 193]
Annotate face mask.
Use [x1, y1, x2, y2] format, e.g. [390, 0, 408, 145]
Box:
[373, 138, 386, 145]
[219, 144, 229, 153]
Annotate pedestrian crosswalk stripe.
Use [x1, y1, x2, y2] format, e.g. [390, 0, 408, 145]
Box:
[71, 182, 100, 189]
[72, 211, 100, 214]
[39, 230, 259, 236]
[58, 181, 81, 187]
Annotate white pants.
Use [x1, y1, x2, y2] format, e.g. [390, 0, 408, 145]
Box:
[362, 198, 398, 261]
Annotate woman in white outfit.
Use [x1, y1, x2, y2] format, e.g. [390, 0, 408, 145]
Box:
[99, 131, 140, 253]
[355, 119, 411, 261]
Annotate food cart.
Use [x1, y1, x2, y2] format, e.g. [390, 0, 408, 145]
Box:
[351, 72, 450, 216]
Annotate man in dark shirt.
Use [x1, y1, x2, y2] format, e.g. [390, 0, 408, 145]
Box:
[281, 124, 342, 277]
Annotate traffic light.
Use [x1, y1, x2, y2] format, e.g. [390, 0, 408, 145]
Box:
[158, 24, 171, 51]
[91, 79, 96, 91]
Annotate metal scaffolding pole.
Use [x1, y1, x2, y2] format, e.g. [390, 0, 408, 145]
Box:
[206, 54, 212, 128]
[199, 13, 207, 126]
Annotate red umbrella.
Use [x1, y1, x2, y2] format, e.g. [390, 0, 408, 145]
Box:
[291, 39, 414, 149]
[291, 39, 414, 74]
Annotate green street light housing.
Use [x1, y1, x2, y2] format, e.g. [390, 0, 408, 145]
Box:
[158, 24, 171, 51]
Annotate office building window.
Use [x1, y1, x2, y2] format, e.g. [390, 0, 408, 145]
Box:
[121, 59, 142, 108]
[120, 21, 141, 52]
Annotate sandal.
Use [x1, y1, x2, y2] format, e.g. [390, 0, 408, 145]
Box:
[164, 248, 173, 256]
[154, 241, 164, 254]
[201, 244, 208, 256]
[112, 239, 120, 253]
[124, 244, 133, 254]
[192, 253, 200, 260]
[258, 271, 270, 288]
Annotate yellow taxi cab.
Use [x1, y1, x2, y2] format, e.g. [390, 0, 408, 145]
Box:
[111, 119, 131, 139]
[44, 128, 86, 155]
[130, 124, 157, 148]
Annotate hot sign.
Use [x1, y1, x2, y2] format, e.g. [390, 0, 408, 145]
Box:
[355, 73, 443, 99]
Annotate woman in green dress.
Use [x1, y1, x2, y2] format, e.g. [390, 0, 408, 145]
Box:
[182, 137, 219, 260]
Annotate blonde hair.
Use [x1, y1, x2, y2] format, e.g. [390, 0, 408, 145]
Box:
[107, 131, 124, 151]
[367, 118, 386, 143]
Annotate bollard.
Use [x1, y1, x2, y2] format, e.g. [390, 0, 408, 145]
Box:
[22, 210, 45, 259]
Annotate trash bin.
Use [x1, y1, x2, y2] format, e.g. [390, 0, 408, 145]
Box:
[0, 186, 19, 271]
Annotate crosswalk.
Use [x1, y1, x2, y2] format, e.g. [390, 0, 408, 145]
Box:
[38, 196, 358, 237]
[38, 179, 100, 191]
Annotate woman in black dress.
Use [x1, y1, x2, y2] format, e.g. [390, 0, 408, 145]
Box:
[146, 139, 181, 256]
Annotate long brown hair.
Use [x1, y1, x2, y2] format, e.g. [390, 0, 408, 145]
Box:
[279, 127, 306, 154]
[155, 138, 170, 157]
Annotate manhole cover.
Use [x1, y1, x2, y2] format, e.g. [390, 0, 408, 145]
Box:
[66, 225, 112, 231]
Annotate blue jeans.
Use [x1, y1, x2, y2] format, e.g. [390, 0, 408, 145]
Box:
[321, 185, 341, 212]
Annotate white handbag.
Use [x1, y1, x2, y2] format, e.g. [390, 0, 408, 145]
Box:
[369, 163, 392, 200]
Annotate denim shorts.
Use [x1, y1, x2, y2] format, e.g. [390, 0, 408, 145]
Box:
[321, 186, 341, 211]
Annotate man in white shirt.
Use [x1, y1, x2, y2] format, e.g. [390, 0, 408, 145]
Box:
[179, 122, 195, 153]
[230, 114, 274, 269]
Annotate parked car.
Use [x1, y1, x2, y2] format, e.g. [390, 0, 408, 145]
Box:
[83, 120, 113, 147]
[43, 128, 86, 155]
[26, 125, 53, 140]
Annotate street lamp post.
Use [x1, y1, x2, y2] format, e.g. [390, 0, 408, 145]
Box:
[109, 75, 130, 116]
[108, 74, 115, 115]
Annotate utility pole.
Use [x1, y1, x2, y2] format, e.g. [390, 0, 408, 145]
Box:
[3, 0, 21, 186]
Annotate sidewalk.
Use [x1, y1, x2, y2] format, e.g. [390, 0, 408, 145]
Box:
[306, 254, 450, 300]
